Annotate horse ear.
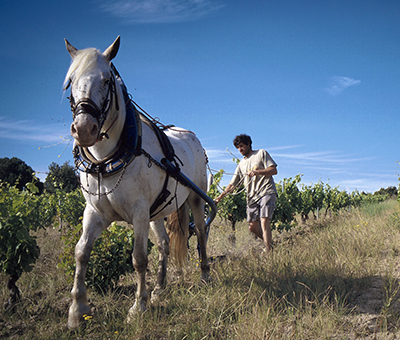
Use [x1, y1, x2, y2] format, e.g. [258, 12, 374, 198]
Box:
[103, 36, 120, 62]
[65, 39, 78, 58]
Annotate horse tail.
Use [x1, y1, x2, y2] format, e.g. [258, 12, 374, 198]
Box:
[166, 202, 189, 267]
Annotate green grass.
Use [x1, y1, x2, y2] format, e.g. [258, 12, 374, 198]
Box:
[1, 199, 400, 339]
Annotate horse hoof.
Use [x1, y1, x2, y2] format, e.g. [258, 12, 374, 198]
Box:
[200, 274, 212, 285]
[150, 285, 165, 304]
[68, 315, 84, 330]
[68, 303, 91, 330]
[126, 300, 146, 323]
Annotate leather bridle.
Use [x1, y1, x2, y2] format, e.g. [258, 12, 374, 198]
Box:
[67, 70, 119, 140]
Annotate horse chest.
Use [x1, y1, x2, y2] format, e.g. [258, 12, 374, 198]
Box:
[82, 170, 162, 220]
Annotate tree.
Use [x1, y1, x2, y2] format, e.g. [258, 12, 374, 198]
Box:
[0, 182, 56, 310]
[0, 157, 36, 191]
[374, 186, 398, 199]
[44, 161, 79, 193]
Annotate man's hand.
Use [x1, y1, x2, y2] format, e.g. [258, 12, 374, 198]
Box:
[214, 183, 234, 204]
[248, 170, 258, 178]
[248, 166, 258, 178]
[214, 196, 222, 204]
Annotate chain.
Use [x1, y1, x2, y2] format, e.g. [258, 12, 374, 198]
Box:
[78, 162, 128, 198]
[140, 149, 168, 172]
[77, 149, 168, 198]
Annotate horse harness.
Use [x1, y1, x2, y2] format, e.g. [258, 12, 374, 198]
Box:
[72, 65, 184, 218]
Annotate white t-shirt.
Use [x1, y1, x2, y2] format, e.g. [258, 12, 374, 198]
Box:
[230, 149, 277, 206]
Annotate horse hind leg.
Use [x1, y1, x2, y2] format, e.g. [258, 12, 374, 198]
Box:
[149, 219, 170, 303]
[188, 195, 211, 283]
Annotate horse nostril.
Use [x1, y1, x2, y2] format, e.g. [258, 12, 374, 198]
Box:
[71, 124, 77, 135]
[91, 124, 98, 136]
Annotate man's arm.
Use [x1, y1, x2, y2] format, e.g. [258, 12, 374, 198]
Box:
[214, 183, 235, 204]
[216, 165, 277, 203]
[248, 165, 277, 178]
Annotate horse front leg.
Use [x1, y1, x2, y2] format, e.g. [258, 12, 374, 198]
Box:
[149, 219, 169, 303]
[68, 209, 107, 329]
[127, 221, 150, 322]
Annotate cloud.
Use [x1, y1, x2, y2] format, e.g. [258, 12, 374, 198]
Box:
[273, 150, 371, 165]
[205, 145, 374, 174]
[98, 0, 225, 24]
[338, 177, 394, 193]
[205, 148, 236, 164]
[326, 76, 361, 96]
[0, 117, 70, 144]
[267, 145, 304, 152]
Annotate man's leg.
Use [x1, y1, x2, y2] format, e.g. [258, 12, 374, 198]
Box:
[247, 194, 275, 254]
[260, 217, 272, 254]
[248, 221, 263, 239]
[248, 218, 272, 254]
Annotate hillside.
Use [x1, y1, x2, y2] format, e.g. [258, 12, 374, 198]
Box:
[1, 199, 399, 339]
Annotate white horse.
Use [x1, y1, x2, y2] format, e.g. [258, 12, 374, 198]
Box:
[64, 36, 214, 329]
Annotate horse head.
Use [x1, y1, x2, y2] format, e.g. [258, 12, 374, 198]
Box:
[64, 36, 121, 148]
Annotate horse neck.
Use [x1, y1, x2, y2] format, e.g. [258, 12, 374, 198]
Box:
[87, 83, 126, 160]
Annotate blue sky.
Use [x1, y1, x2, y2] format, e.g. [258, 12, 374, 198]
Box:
[0, 0, 399, 192]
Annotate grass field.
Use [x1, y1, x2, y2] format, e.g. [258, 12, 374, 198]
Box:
[1, 199, 400, 339]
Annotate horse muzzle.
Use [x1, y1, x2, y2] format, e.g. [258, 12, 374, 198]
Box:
[71, 114, 99, 147]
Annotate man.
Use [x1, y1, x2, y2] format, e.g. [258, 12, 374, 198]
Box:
[214, 134, 278, 254]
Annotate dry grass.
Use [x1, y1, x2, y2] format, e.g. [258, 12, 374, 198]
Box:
[1, 199, 400, 339]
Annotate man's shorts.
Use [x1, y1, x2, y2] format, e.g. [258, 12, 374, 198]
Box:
[247, 194, 277, 222]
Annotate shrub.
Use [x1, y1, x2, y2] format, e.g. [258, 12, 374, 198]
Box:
[60, 221, 154, 293]
[0, 182, 56, 308]
[272, 175, 302, 230]
[207, 169, 247, 234]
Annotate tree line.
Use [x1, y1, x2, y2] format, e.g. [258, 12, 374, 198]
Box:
[0, 157, 78, 194]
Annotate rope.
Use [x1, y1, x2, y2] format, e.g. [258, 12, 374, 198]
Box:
[130, 97, 195, 135]
[207, 163, 268, 199]
[207, 165, 247, 197]
[206, 147, 251, 197]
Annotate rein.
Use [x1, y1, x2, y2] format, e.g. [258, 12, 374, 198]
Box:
[207, 166, 253, 197]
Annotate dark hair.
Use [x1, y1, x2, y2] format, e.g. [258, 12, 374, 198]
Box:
[233, 134, 252, 148]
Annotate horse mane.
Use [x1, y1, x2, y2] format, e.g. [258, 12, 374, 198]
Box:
[64, 48, 105, 89]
